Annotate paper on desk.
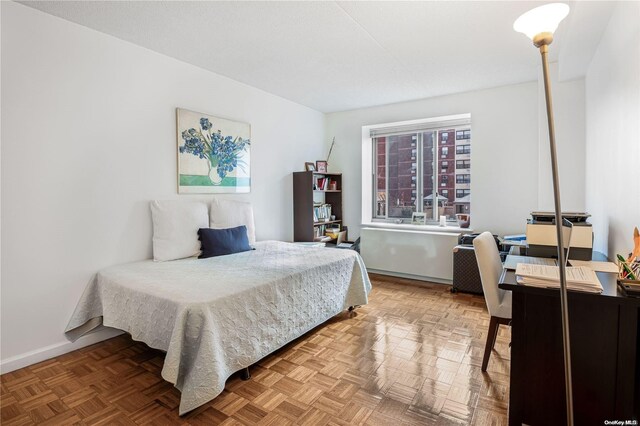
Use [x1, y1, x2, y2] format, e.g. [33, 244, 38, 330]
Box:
[516, 264, 599, 283]
[515, 264, 603, 293]
[503, 255, 556, 270]
[568, 260, 619, 273]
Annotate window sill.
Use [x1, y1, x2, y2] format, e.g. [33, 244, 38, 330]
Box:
[361, 222, 473, 234]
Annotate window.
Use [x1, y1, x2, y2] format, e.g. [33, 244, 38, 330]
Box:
[456, 130, 471, 140]
[456, 189, 470, 198]
[456, 145, 471, 155]
[370, 116, 471, 223]
[456, 159, 471, 169]
[456, 174, 470, 184]
[456, 204, 469, 214]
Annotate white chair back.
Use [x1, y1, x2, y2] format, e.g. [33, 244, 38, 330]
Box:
[473, 232, 511, 319]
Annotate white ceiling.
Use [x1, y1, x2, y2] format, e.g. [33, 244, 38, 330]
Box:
[19, 1, 615, 113]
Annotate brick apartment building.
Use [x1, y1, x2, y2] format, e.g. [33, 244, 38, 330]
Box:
[375, 128, 471, 220]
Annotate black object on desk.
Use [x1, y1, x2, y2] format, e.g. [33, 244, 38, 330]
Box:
[325, 237, 360, 253]
[500, 268, 640, 425]
[619, 280, 640, 298]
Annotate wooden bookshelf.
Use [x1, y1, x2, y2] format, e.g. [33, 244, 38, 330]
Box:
[293, 171, 343, 242]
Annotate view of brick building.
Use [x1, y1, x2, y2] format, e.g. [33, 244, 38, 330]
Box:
[454, 129, 471, 215]
[375, 127, 471, 221]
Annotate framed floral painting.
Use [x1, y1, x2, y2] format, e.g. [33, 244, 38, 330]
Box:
[177, 108, 251, 193]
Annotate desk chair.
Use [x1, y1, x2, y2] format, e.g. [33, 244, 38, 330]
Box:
[473, 232, 512, 371]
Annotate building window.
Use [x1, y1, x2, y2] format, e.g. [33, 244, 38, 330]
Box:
[456, 189, 471, 199]
[456, 204, 470, 214]
[371, 118, 471, 223]
[456, 144, 471, 155]
[456, 130, 471, 140]
[456, 174, 471, 184]
[456, 159, 471, 169]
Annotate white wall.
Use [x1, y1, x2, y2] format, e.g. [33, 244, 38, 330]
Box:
[0, 2, 325, 370]
[537, 64, 586, 212]
[585, 1, 640, 258]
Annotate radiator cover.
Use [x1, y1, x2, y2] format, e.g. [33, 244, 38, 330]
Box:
[361, 227, 460, 282]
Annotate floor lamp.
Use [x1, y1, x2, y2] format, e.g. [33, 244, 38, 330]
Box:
[514, 3, 573, 425]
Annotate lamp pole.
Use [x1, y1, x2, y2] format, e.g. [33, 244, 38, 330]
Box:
[515, 4, 573, 424]
[535, 33, 574, 426]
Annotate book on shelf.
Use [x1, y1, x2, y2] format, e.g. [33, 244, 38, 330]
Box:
[313, 176, 325, 190]
[326, 230, 345, 241]
[314, 224, 327, 238]
[313, 204, 332, 223]
[515, 263, 603, 293]
[313, 176, 337, 191]
[324, 225, 342, 240]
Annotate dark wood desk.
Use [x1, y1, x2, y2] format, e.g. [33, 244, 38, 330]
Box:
[500, 269, 640, 426]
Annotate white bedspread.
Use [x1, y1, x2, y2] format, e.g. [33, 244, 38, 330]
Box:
[65, 241, 371, 415]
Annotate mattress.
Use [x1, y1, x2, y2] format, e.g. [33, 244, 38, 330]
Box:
[65, 240, 371, 415]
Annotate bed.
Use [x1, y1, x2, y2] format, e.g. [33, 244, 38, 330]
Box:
[65, 240, 371, 415]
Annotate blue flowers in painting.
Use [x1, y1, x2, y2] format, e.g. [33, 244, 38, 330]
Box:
[200, 118, 212, 131]
[181, 129, 208, 159]
[179, 117, 250, 184]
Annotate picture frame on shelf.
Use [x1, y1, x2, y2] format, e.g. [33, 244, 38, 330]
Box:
[316, 161, 327, 173]
[305, 162, 316, 171]
[411, 212, 426, 225]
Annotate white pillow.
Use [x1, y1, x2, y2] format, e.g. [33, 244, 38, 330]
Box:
[150, 200, 209, 261]
[209, 198, 256, 245]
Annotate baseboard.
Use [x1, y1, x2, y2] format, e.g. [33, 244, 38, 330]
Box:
[0, 327, 124, 374]
[367, 268, 453, 285]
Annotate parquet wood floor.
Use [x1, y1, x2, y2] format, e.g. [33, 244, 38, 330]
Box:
[1, 274, 511, 425]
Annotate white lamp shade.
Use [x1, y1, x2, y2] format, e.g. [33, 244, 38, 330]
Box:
[513, 3, 570, 40]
